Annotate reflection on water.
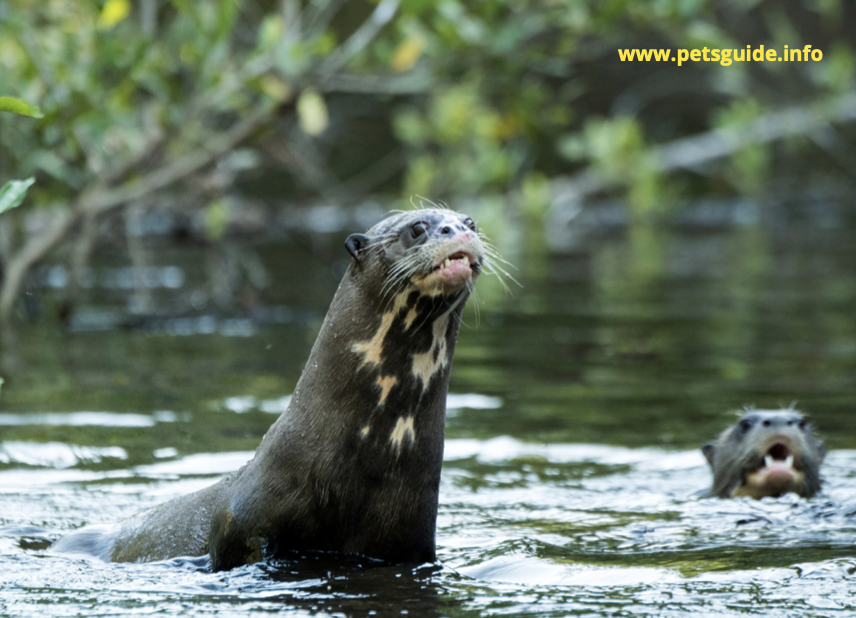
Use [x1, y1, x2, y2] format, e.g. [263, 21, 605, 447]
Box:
[0, 411, 175, 427]
[1, 212, 856, 616]
[0, 442, 128, 468]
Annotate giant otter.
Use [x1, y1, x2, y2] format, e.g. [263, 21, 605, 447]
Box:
[53, 207, 493, 570]
[702, 409, 825, 499]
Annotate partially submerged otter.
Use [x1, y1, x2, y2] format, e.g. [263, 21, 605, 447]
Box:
[702, 409, 825, 499]
[53, 208, 495, 570]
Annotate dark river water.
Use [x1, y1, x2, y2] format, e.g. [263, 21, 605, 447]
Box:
[1, 201, 856, 616]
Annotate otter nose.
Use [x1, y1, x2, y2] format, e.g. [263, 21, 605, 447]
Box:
[438, 225, 453, 235]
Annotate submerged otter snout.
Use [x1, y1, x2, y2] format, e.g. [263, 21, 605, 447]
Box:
[702, 409, 826, 499]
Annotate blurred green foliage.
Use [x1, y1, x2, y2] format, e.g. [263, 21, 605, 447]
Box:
[712, 98, 769, 196]
[2, 0, 851, 208]
[2, 1, 272, 196]
[0, 0, 854, 320]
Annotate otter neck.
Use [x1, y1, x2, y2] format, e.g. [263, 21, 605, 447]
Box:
[273, 272, 468, 469]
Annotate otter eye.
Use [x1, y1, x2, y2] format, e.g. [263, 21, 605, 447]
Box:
[411, 222, 428, 238]
[739, 418, 754, 432]
[798, 419, 806, 430]
[464, 218, 476, 232]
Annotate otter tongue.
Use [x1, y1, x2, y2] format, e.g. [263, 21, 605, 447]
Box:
[435, 255, 473, 290]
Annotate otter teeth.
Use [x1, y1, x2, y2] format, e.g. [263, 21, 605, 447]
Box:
[764, 454, 794, 468]
[442, 255, 470, 269]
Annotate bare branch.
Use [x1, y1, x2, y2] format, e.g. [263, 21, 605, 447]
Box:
[550, 90, 856, 206]
[87, 105, 276, 216]
[102, 104, 166, 187]
[0, 208, 75, 323]
[265, 137, 342, 202]
[317, 0, 401, 76]
[301, 0, 347, 39]
[337, 147, 405, 198]
[654, 91, 856, 173]
[0, 104, 276, 324]
[318, 71, 432, 95]
[60, 210, 98, 316]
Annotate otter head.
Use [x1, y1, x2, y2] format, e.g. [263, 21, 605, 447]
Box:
[327, 208, 489, 456]
[345, 208, 484, 302]
[702, 409, 826, 499]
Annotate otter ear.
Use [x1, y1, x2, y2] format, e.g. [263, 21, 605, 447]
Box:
[345, 234, 370, 260]
[701, 443, 716, 467]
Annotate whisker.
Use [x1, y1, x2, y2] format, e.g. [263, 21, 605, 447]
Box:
[380, 259, 423, 301]
[357, 233, 398, 258]
[481, 262, 514, 294]
[482, 258, 517, 280]
[475, 237, 518, 274]
[467, 281, 481, 327]
[382, 253, 422, 285]
[413, 194, 439, 210]
[474, 247, 517, 270]
[380, 276, 407, 302]
[478, 245, 518, 270]
[482, 254, 521, 288]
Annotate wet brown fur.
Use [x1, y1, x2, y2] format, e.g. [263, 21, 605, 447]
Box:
[52, 209, 487, 570]
[702, 409, 825, 499]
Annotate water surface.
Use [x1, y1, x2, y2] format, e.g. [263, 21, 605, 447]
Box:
[2, 209, 856, 616]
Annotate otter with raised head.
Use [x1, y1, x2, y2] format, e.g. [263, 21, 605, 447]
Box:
[53, 208, 491, 570]
[702, 409, 825, 499]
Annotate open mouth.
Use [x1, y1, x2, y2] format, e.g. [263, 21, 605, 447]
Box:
[759, 442, 795, 473]
[733, 440, 805, 499]
[415, 250, 479, 295]
[431, 251, 474, 273]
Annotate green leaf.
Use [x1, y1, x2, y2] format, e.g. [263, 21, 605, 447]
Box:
[97, 0, 131, 30]
[0, 97, 44, 118]
[203, 198, 229, 241]
[0, 178, 36, 214]
[297, 89, 328, 136]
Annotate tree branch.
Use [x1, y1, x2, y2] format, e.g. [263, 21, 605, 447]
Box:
[318, 71, 432, 95]
[86, 105, 275, 216]
[317, 0, 401, 77]
[654, 91, 856, 172]
[0, 208, 75, 323]
[0, 104, 276, 324]
[549, 90, 856, 207]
